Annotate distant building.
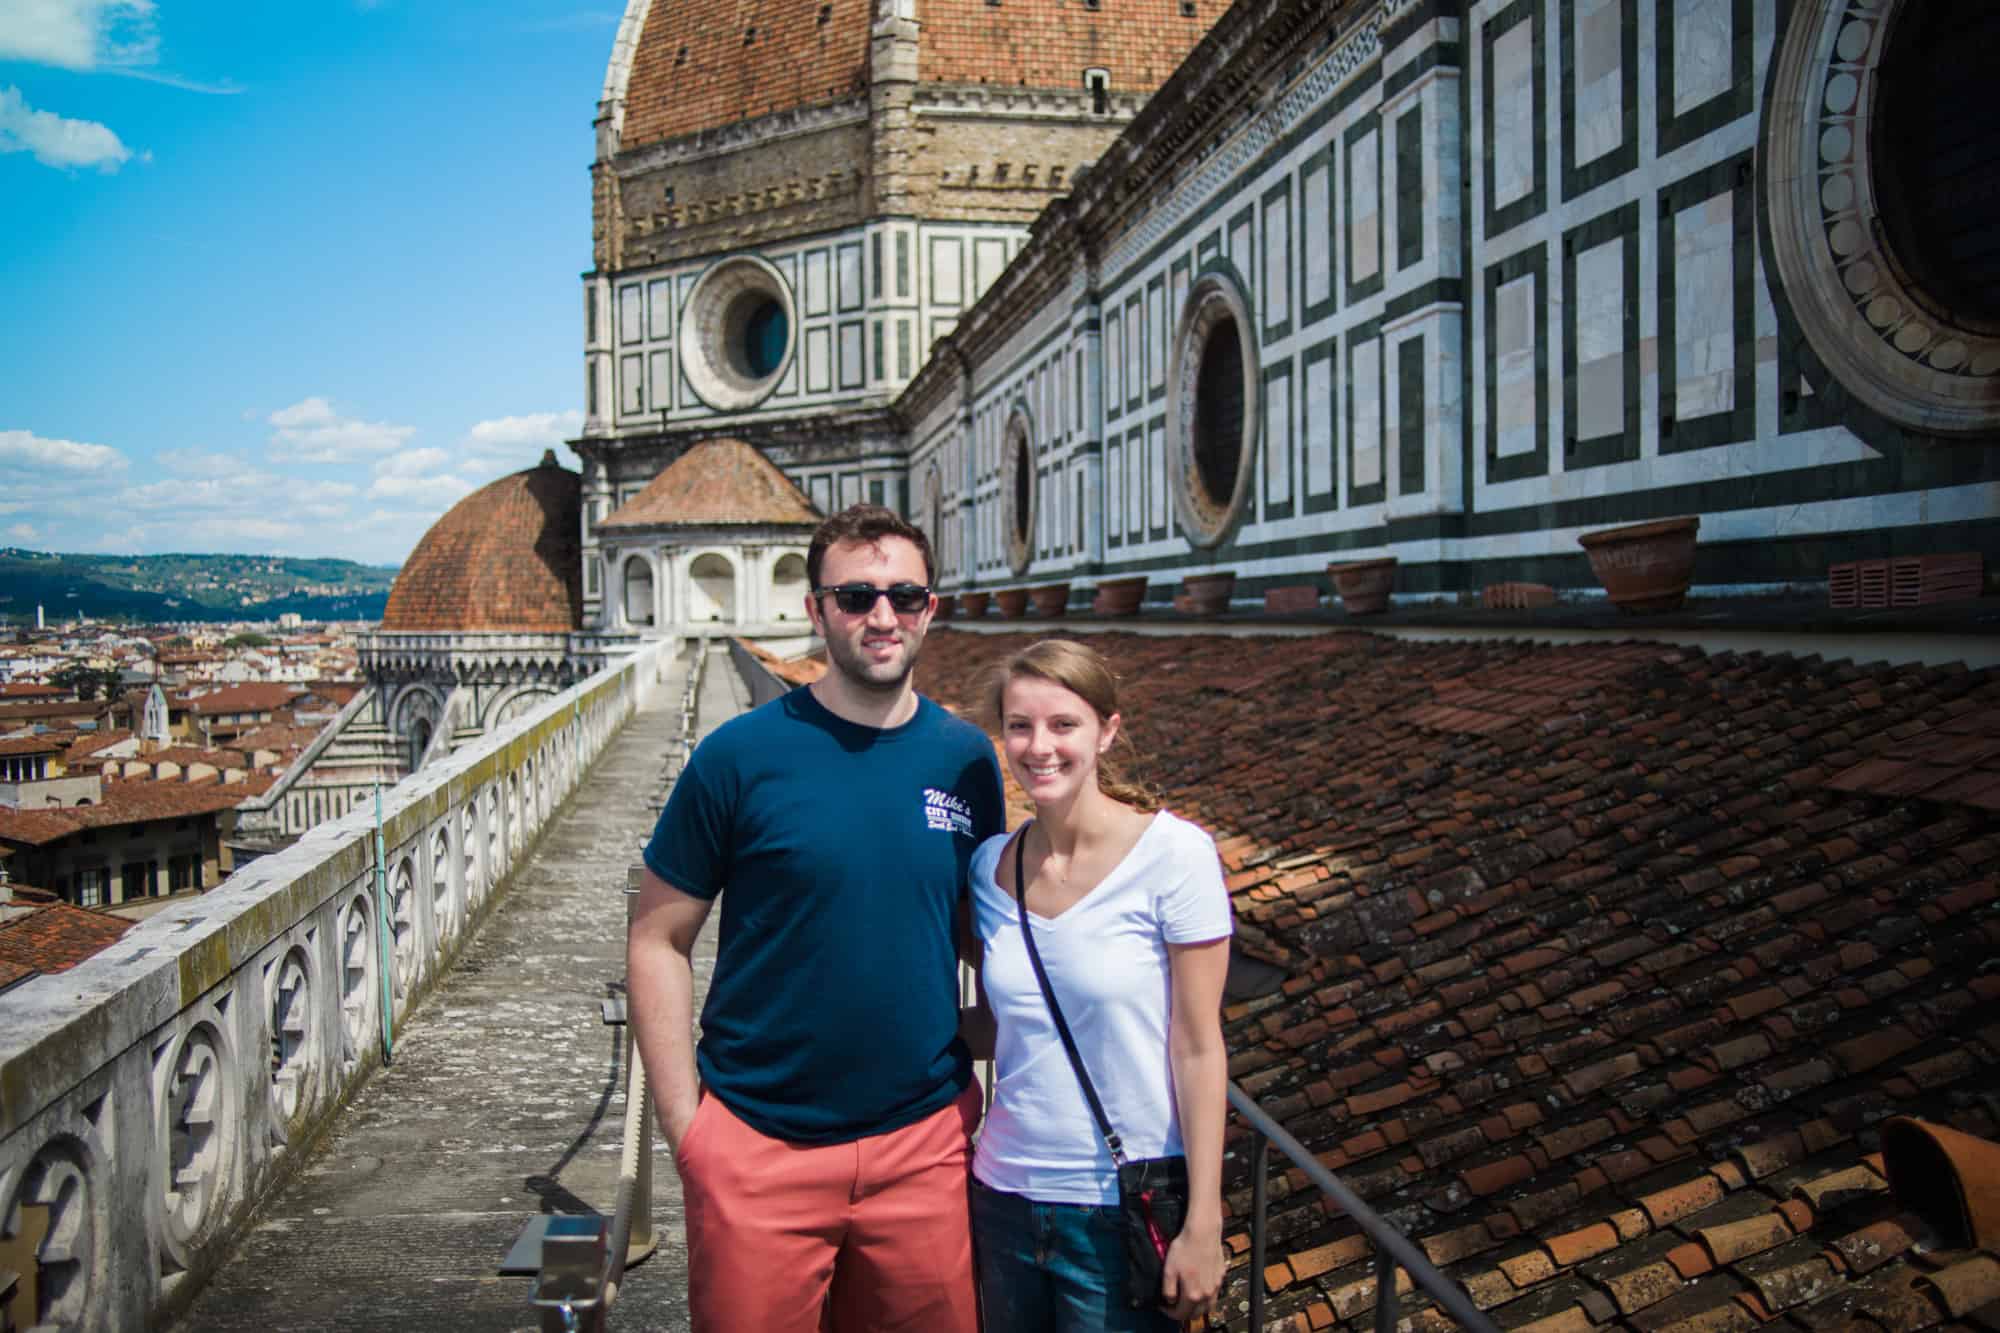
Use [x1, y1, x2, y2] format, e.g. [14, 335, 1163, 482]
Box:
[0, 775, 263, 906]
[0, 735, 99, 809]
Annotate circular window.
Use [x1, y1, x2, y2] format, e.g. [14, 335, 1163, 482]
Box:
[1168, 268, 1261, 548]
[1762, 0, 2000, 436]
[1871, 3, 2000, 330]
[1194, 319, 1246, 504]
[679, 255, 798, 411]
[1002, 409, 1036, 576]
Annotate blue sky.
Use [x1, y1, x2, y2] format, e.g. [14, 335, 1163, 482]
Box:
[0, 1, 619, 568]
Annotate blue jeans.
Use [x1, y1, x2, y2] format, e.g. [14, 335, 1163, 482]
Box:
[970, 1179, 1179, 1333]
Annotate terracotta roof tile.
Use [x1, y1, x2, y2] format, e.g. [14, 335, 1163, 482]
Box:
[909, 631, 2000, 1333]
[0, 901, 132, 974]
[0, 774, 272, 846]
[379, 456, 580, 633]
[182, 683, 307, 714]
[599, 438, 819, 531]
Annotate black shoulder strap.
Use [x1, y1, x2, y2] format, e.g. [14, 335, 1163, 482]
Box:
[1014, 821, 1126, 1165]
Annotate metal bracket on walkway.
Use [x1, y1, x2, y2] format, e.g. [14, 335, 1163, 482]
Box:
[527, 1214, 608, 1332]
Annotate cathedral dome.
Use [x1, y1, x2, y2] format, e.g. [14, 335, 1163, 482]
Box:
[379, 452, 583, 633]
[599, 437, 820, 530]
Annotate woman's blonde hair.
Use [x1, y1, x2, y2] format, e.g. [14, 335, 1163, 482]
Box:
[987, 638, 1160, 811]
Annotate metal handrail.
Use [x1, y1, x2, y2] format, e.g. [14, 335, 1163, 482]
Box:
[529, 639, 704, 1330]
[1229, 1083, 1501, 1333]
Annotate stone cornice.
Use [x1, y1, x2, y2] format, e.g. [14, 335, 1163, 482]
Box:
[613, 97, 871, 176]
[911, 82, 1145, 122]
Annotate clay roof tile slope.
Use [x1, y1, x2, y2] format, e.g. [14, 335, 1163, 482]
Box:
[379, 453, 582, 633]
[912, 629, 2000, 1333]
[0, 901, 132, 975]
[599, 438, 820, 530]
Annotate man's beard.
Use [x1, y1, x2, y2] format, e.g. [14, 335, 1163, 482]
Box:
[826, 630, 923, 694]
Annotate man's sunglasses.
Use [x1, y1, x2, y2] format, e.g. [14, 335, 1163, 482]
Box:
[814, 582, 933, 615]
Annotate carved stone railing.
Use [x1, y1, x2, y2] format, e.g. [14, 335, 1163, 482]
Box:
[0, 637, 679, 1332]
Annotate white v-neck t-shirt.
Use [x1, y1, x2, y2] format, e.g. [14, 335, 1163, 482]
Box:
[969, 809, 1234, 1205]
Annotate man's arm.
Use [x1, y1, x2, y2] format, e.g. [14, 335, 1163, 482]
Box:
[627, 866, 715, 1153]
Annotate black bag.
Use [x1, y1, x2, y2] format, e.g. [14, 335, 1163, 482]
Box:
[1012, 824, 1190, 1311]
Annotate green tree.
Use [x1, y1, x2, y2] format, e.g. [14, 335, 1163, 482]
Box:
[51, 662, 124, 700]
[225, 632, 273, 649]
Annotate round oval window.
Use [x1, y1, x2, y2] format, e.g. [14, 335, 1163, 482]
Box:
[679, 255, 798, 411]
[1192, 314, 1246, 508]
[1872, 0, 2000, 329]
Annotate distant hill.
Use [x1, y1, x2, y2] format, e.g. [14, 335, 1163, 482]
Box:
[0, 549, 399, 625]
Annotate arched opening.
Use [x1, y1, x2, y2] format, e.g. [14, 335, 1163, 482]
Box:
[407, 717, 432, 773]
[1193, 314, 1247, 508]
[688, 553, 737, 623]
[623, 557, 655, 627]
[771, 553, 809, 621]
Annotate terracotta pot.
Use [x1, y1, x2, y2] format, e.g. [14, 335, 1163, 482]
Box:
[1092, 575, 1149, 616]
[1578, 515, 1700, 612]
[1882, 1117, 2000, 1248]
[959, 591, 990, 617]
[995, 588, 1031, 619]
[1327, 557, 1398, 615]
[1182, 571, 1236, 616]
[933, 594, 956, 619]
[1028, 582, 1071, 618]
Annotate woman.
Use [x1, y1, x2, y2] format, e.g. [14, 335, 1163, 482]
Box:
[964, 638, 1232, 1331]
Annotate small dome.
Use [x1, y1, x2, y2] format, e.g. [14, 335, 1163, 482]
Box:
[380, 454, 582, 632]
[599, 438, 821, 530]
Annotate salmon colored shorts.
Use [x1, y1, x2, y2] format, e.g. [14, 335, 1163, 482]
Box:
[676, 1080, 982, 1333]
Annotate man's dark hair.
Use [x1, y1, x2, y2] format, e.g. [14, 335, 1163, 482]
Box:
[806, 504, 936, 588]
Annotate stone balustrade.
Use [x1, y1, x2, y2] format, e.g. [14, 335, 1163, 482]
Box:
[0, 637, 679, 1332]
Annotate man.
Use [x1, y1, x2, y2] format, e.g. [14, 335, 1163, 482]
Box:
[628, 504, 1004, 1332]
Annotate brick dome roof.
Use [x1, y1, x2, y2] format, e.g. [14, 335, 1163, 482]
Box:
[623, 0, 870, 147]
[599, 437, 820, 530]
[616, 0, 1230, 149]
[379, 453, 583, 633]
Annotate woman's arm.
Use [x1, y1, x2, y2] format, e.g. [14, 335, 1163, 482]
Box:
[1161, 934, 1231, 1320]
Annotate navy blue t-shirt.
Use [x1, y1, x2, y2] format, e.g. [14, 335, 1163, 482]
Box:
[643, 686, 1005, 1145]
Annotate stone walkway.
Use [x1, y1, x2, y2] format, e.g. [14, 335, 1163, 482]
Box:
[172, 643, 750, 1332]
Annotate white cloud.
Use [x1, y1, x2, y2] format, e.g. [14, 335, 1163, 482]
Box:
[184, 516, 301, 546]
[373, 446, 452, 479]
[463, 410, 581, 458]
[0, 427, 128, 474]
[158, 448, 246, 478]
[367, 473, 473, 505]
[117, 474, 355, 522]
[6, 522, 41, 543]
[0, 87, 133, 171]
[266, 396, 415, 464]
[0, 0, 158, 71]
